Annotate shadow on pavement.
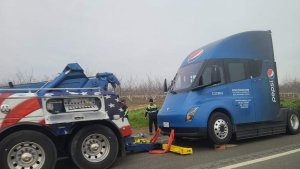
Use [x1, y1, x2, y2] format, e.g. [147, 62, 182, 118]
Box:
[55, 157, 78, 169]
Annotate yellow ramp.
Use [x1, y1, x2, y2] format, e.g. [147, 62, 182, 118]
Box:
[162, 144, 193, 155]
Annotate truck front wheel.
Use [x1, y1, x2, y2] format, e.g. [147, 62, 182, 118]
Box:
[0, 130, 57, 169]
[287, 110, 300, 135]
[70, 125, 119, 169]
[208, 112, 233, 145]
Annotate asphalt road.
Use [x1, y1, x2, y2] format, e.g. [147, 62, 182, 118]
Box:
[55, 133, 300, 169]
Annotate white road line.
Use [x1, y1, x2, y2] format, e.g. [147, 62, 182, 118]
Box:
[219, 148, 300, 169]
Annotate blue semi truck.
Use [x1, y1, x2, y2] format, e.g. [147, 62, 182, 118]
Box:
[158, 31, 300, 145]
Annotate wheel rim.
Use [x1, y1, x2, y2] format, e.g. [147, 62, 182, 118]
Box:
[290, 114, 299, 130]
[81, 134, 110, 163]
[213, 119, 229, 140]
[7, 142, 46, 169]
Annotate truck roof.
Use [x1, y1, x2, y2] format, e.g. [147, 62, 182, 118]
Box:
[181, 31, 274, 67]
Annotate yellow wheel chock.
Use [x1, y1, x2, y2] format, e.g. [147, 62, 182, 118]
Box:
[162, 144, 193, 155]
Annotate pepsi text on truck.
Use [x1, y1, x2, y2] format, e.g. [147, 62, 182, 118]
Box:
[0, 63, 132, 169]
[158, 31, 300, 145]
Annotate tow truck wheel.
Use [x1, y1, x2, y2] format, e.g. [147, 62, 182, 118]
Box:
[70, 125, 118, 169]
[287, 110, 300, 135]
[0, 130, 57, 169]
[208, 112, 233, 145]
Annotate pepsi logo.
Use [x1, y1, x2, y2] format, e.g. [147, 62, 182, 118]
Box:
[267, 69, 277, 103]
[188, 49, 204, 62]
[267, 69, 275, 79]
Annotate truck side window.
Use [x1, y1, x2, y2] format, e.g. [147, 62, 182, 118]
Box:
[200, 62, 225, 86]
[249, 60, 262, 78]
[227, 62, 247, 82]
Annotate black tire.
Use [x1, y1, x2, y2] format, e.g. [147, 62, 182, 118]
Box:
[0, 130, 57, 169]
[70, 125, 119, 169]
[208, 112, 233, 145]
[287, 110, 300, 135]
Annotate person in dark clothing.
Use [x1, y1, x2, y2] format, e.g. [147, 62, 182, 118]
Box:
[145, 98, 159, 135]
[120, 98, 129, 120]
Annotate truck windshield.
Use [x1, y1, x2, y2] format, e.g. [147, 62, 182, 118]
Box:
[172, 61, 204, 91]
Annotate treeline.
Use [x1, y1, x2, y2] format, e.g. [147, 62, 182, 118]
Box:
[120, 76, 164, 96]
[279, 79, 300, 93]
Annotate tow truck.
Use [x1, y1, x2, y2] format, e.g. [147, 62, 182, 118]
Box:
[0, 63, 132, 169]
[158, 31, 300, 145]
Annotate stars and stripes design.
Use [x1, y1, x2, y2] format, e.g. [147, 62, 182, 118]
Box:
[0, 92, 132, 137]
[103, 94, 126, 120]
[103, 94, 132, 136]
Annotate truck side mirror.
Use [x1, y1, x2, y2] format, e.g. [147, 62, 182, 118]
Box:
[163, 79, 168, 92]
[211, 66, 221, 84]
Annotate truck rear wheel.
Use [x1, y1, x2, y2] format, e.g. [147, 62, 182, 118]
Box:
[70, 125, 119, 169]
[287, 110, 300, 135]
[0, 130, 57, 169]
[208, 112, 233, 145]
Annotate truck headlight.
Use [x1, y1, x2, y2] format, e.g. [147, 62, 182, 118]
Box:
[185, 107, 199, 122]
[46, 102, 54, 112]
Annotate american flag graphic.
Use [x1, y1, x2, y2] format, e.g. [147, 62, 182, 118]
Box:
[103, 94, 126, 120]
[103, 94, 132, 136]
[0, 92, 132, 136]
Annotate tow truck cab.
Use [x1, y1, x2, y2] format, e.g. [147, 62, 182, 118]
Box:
[158, 31, 300, 144]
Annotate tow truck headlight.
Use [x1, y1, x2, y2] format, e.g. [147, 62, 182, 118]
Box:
[185, 107, 199, 122]
[46, 102, 54, 112]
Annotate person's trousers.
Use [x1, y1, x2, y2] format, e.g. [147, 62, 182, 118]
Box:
[149, 117, 158, 133]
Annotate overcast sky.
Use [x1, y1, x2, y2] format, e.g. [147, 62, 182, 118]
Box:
[0, 0, 299, 85]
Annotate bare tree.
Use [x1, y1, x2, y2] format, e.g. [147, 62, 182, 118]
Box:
[120, 75, 164, 96]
